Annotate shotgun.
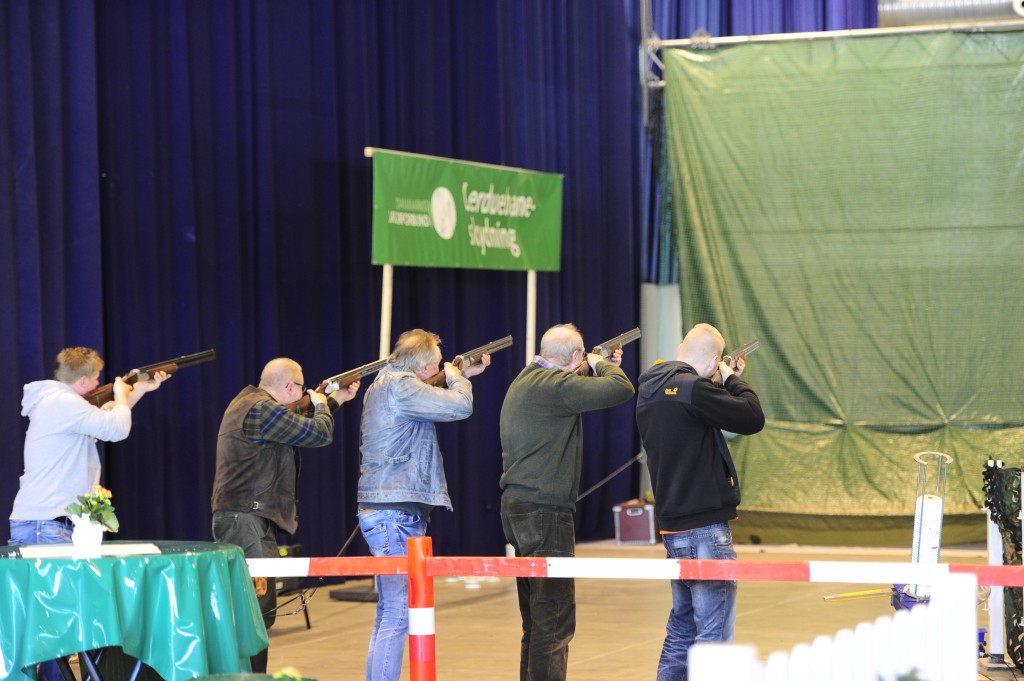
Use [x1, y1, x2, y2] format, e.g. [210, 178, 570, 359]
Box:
[713, 338, 760, 384]
[287, 358, 390, 416]
[83, 349, 216, 408]
[574, 328, 641, 376]
[724, 338, 759, 369]
[425, 335, 513, 388]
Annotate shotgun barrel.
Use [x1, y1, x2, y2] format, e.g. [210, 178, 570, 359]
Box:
[287, 358, 390, 416]
[426, 335, 513, 387]
[574, 328, 641, 376]
[82, 348, 216, 408]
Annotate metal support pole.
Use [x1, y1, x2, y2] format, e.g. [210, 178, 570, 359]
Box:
[379, 264, 393, 360]
[526, 270, 537, 365]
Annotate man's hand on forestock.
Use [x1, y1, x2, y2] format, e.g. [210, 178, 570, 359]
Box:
[462, 353, 491, 378]
[133, 370, 170, 394]
[333, 380, 360, 404]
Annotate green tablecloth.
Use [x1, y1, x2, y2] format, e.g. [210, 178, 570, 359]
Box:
[0, 540, 268, 680]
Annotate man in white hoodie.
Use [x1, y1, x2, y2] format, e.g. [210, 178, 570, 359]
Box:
[9, 346, 167, 547]
[9, 347, 168, 681]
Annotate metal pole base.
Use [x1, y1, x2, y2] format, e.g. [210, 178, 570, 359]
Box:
[328, 579, 378, 602]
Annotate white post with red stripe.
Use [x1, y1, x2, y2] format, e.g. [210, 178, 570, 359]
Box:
[407, 536, 436, 681]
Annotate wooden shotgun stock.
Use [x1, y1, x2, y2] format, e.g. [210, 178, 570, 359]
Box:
[425, 335, 513, 388]
[287, 358, 390, 416]
[82, 349, 216, 408]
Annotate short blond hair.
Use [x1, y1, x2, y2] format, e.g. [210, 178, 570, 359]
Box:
[677, 323, 725, 365]
[390, 329, 442, 372]
[54, 347, 103, 384]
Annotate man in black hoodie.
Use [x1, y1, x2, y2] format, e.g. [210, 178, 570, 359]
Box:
[635, 323, 765, 681]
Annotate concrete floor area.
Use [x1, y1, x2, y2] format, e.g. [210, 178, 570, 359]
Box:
[256, 540, 1019, 680]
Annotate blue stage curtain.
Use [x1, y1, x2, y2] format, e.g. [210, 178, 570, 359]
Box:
[2, 0, 879, 556]
[2, 0, 641, 556]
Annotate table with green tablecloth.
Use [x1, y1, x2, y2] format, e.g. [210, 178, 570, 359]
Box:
[0, 540, 268, 680]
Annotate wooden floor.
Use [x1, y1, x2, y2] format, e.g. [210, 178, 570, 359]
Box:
[256, 540, 1018, 680]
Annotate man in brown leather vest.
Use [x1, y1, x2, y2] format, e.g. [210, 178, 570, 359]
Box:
[211, 357, 359, 673]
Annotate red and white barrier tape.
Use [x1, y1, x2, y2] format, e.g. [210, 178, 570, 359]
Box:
[246, 555, 1024, 586]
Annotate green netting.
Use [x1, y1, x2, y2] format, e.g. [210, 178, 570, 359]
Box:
[982, 466, 1022, 669]
[663, 31, 1024, 529]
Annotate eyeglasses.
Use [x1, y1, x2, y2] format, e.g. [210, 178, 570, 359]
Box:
[291, 382, 306, 393]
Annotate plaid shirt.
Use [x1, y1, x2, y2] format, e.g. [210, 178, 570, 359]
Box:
[242, 398, 334, 447]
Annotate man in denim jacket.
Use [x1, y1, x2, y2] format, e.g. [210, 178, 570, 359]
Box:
[357, 329, 490, 681]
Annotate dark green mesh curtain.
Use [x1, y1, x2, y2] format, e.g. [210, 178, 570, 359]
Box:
[663, 30, 1024, 544]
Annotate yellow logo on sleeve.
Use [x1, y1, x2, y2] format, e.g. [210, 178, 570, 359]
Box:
[665, 387, 678, 396]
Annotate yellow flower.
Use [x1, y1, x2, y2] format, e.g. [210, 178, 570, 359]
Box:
[65, 485, 120, 532]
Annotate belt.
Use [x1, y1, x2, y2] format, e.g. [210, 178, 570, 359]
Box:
[52, 516, 73, 525]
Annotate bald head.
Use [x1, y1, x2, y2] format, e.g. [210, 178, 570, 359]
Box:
[539, 323, 585, 370]
[259, 358, 304, 402]
[676, 323, 725, 378]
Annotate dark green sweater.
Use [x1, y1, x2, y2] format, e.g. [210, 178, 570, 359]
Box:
[499, 360, 635, 510]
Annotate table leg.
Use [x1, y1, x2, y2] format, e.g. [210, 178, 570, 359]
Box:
[78, 650, 104, 681]
[55, 657, 77, 681]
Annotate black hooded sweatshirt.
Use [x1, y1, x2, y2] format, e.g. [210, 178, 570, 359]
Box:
[635, 361, 765, 532]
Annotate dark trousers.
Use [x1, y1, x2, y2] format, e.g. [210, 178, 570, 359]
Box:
[212, 510, 278, 673]
[500, 495, 576, 681]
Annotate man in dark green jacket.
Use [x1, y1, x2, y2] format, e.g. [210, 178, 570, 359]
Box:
[499, 323, 635, 681]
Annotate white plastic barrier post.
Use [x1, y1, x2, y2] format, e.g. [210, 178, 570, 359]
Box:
[851, 621, 875, 681]
[808, 635, 832, 678]
[872, 615, 893, 681]
[689, 642, 761, 680]
[786, 642, 811, 681]
[829, 628, 855, 681]
[906, 604, 930, 676]
[764, 650, 788, 681]
[889, 609, 912, 676]
[933, 571, 978, 681]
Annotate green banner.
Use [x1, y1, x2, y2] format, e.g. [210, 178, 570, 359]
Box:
[371, 149, 563, 271]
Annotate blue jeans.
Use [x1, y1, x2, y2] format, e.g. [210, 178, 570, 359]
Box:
[500, 495, 576, 681]
[658, 522, 738, 681]
[358, 508, 427, 681]
[9, 519, 75, 681]
[9, 519, 73, 546]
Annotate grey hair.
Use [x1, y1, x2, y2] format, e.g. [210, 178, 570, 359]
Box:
[539, 324, 584, 367]
[390, 329, 442, 372]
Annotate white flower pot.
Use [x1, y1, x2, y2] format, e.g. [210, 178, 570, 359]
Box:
[70, 514, 105, 553]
